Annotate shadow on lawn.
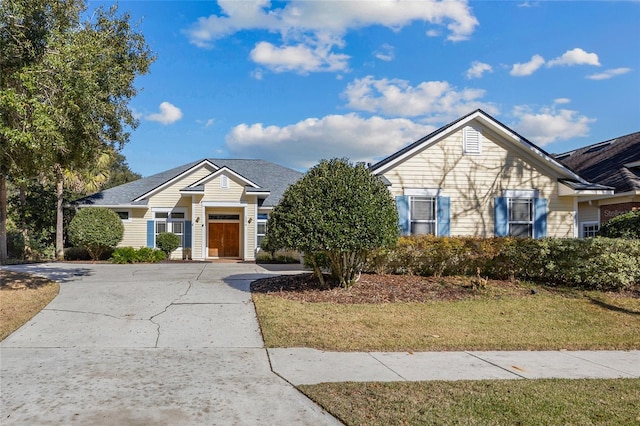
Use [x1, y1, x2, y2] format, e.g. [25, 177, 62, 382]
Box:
[586, 296, 640, 316]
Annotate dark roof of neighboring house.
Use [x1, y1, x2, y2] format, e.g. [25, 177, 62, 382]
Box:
[556, 132, 640, 193]
[76, 159, 303, 208]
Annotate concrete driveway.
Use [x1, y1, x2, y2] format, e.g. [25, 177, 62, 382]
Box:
[0, 262, 340, 425]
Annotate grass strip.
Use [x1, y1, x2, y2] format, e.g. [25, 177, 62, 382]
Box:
[299, 379, 640, 426]
[253, 291, 640, 351]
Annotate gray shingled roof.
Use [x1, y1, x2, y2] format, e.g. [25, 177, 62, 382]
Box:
[556, 132, 640, 193]
[76, 159, 303, 208]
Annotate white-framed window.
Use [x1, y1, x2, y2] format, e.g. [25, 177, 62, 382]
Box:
[508, 198, 533, 237]
[463, 126, 482, 155]
[115, 210, 131, 222]
[581, 222, 600, 238]
[154, 210, 185, 247]
[410, 197, 436, 235]
[257, 213, 268, 248]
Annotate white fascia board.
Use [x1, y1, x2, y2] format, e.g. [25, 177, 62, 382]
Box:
[189, 166, 261, 189]
[558, 182, 616, 197]
[134, 160, 218, 202]
[76, 204, 147, 209]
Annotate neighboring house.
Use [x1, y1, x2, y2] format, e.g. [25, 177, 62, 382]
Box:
[556, 131, 640, 237]
[369, 109, 612, 239]
[75, 159, 302, 261]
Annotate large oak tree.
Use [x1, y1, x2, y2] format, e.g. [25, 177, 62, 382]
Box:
[0, 0, 154, 262]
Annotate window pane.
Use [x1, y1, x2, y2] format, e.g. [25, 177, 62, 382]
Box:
[172, 221, 183, 234]
[155, 212, 169, 219]
[509, 223, 532, 238]
[116, 211, 129, 220]
[411, 198, 435, 220]
[171, 212, 185, 219]
[509, 199, 532, 222]
[257, 222, 267, 235]
[257, 235, 265, 248]
[411, 222, 435, 235]
[156, 221, 166, 234]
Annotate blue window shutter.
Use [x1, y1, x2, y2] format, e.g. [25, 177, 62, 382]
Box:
[184, 221, 192, 248]
[396, 195, 410, 236]
[494, 197, 508, 237]
[534, 198, 548, 239]
[437, 196, 451, 236]
[146, 220, 154, 248]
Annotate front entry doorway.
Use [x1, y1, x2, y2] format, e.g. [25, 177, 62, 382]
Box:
[208, 222, 240, 258]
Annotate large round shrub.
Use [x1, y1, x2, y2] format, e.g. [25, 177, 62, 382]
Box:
[599, 210, 640, 239]
[68, 208, 124, 261]
[155, 232, 181, 257]
[266, 158, 398, 288]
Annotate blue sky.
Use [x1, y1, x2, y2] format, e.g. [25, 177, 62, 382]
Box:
[88, 1, 640, 176]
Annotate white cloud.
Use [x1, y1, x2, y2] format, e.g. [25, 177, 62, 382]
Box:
[250, 39, 350, 74]
[586, 67, 631, 80]
[185, 1, 478, 73]
[547, 48, 600, 68]
[225, 113, 434, 169]
[466, 61, 493, 79]
[375, 43, 395, 62]
[511, 105, 595, 145]
[342, 76, 498, 121]
[186, 0, 478, 46]
[554, 98, 571, 104]
[146, 102, 183, 125]
[251, 68, 264, 80]
[510, 54, 545, 76]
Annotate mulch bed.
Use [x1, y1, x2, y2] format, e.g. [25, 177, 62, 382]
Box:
[250, 273, 531, 304]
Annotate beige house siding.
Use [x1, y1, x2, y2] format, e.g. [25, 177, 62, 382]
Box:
[119, 209, 148, 247]
[379, 125, 575, 237]
[577, 202, 600, 224]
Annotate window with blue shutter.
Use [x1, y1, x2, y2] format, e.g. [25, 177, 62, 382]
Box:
[533, 198, 547, 239]
[184, 221, 192, 248]
[494, 197, 508, 237]
[146, 220, 154, 247]
[396, 195, 410, 236]
[437, 196, 451, 236]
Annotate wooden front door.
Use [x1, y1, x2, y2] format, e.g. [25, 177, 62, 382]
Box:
[208, 223, 240, 257]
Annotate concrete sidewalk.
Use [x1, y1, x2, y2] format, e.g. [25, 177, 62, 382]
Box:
[268, 348, 640, 385]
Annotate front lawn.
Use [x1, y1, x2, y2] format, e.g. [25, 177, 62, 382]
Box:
[0, 270, 59, 341]
[252, 273, 640, 351]
[299, 379, 640, 426]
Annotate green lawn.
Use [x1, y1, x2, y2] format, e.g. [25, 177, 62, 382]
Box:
[253, 289, 640, 351]
[299, 379, 640, 426]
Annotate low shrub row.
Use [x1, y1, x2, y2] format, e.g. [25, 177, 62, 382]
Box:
[110, 247, 166, 264]
[64, 246, 114, 261]
[366, 236, 640, 291]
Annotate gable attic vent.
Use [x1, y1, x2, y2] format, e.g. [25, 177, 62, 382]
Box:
[463, 126, 482, 155]
[220, 174, 229, 189]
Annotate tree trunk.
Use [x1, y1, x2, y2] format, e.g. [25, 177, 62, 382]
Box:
[0, 174, 7, 265]
[19, 185, 31, 259]
[55, 171, 64, 261]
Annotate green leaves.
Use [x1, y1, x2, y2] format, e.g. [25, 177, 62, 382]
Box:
[266, 158, 399, 287]
[68, 207, 123, 261]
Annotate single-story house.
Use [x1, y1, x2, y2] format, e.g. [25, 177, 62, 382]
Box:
[369, 109, 613, 238]
[76, 159, 302, 261]
[555, 131, 640, 237]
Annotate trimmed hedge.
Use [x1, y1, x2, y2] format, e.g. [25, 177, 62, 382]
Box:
[599, 210, 640, 239]
[366, 236, 640, 291]
[110, 247, 166, 264]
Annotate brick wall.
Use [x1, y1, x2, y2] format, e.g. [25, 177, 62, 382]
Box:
[600, 202, 640, 223]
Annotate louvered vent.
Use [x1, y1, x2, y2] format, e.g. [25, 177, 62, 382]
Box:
[463, 126, 482, 155]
